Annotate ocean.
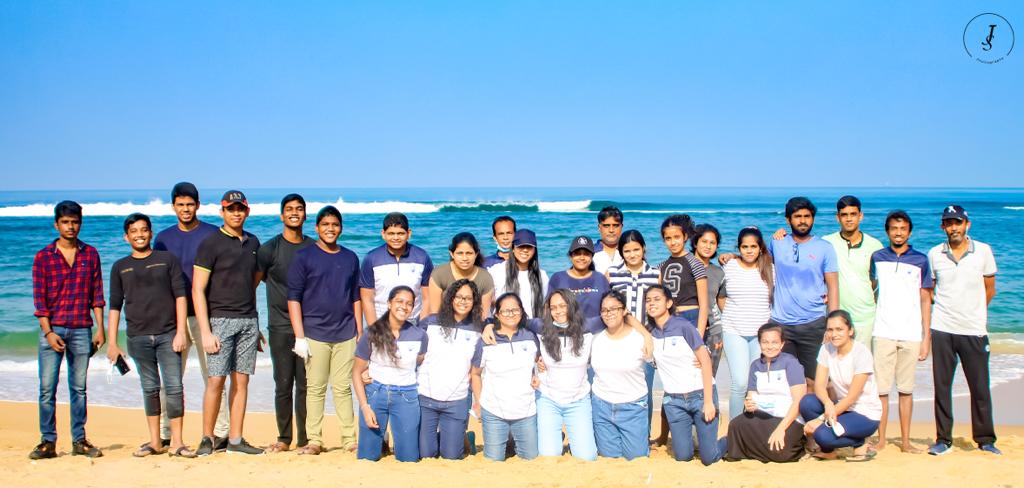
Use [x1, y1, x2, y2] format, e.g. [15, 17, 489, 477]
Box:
[1, 187, 1022, 414]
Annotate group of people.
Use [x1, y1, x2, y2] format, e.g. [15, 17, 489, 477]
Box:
[30, 183, 1001, 464]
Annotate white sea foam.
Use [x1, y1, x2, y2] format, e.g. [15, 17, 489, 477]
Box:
[1004, 206, 1024, 211]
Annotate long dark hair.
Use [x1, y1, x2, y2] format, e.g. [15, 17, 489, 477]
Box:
[737, 226, 774, 305]
[505, 242, 544, 318]
[449, 232, 484, 267]
[643, 284, 673, 330]
[367, 286, 415, 365]
[438, 279, 482, 339]
[541, 289, 585, 362]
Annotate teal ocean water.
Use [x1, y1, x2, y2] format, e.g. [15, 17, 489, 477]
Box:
[1, 187, 1021, 412]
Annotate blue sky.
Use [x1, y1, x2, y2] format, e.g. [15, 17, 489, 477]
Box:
[1, 1, 1020, 190]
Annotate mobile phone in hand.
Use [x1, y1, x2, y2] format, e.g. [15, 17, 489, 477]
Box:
[114, 355, 131, 375]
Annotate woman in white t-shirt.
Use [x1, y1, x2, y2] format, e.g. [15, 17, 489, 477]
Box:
[590, 290, 653, 459]
[720, 226, 774, 419]
[799, 310, 882, 462]
[489, 229, 549, 318]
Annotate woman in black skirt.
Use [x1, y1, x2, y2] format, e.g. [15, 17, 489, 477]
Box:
[724, 323, 807, 463]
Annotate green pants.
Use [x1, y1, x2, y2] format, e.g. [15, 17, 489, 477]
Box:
[305, 337, 357, 448]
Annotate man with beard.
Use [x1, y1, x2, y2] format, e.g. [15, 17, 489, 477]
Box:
[592, 206, 624, 274]
[256, 194, 314, 453]
[927, 205, 999, 456]
[767, 197, 838, 387]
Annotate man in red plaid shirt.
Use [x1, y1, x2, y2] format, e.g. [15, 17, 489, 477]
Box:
[29, 200, 106, 460]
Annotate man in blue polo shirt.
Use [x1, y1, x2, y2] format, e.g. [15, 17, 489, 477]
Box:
[767, 197, 838, 386]
[483, 216, 516, 269]
[927, 205, 1000, 456]
[359, 212, 433, 325]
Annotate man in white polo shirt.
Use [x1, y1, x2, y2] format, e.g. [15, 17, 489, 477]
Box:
[927, 205, 999, 456]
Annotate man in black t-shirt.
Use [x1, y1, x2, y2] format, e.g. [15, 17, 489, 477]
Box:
[255, 193, 314, 453]
[106, 213, 196, 457]
[192, 190, 264, 456]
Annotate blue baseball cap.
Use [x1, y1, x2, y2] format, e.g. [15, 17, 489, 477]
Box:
[941, 205, 968, 221]
[513, 229, 537, 248]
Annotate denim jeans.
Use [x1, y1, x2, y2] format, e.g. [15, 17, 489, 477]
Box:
[662, 387, 722, 465]
[127, 330, 184, 419]
[419, 395, 469, 459]
[592, 394, 649, 459]
[481, 408, 538, 461]
[536, 392, 597, 461]
[38, 326, 92, 443]
[722, 331, 760, 419]
[799, 395, 879, 452]
[644, 362, 655, 435]
[357, 382, 420, 462]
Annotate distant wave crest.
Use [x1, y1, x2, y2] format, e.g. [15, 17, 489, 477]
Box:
[1005, 206, 1024, 211]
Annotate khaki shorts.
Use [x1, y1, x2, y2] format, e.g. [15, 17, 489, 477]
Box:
[873, 337, 919, 394]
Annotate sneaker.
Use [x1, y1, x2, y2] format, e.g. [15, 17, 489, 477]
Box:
[226, 438, 265, 455]
[978, 443, 1002, 455]
[29, 441, 57, 460]
[213, 436, 229, 452]
[196, 436, 215, 457]
[71, 439, 103, 458]
[927, 442, 953, 456]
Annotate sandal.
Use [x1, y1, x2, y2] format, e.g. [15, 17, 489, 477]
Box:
[133, 444, 164, 458]
[297, 444, 322, 456]
[266, 442, 289, 453]
[169, 446, 197, 458]
[845, 451, 877, 462]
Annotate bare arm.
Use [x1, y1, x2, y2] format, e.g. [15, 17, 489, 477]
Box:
[360, 288, 378, 324]
[288, 300, 305, 339]
[172, 296, 187, 352]
[427, 279, 442, 315]
[695, 278, 709, 336]
[824, 271, 839, 312]
[833, 373, 869, 416]
[419, 285, 432, 320]
[716, 296, 726, 312]
[480, 292, 493, 321]
[352, 357, 378, 428]
[984, 275, 996, 305]
[353, 300, 363, 339]
[696, 346, 716, 422]
[91, 306, 105, 347]
[470, 366, 483, 417]
[919, 288, 932, 360]
[192, 266, 219, 353]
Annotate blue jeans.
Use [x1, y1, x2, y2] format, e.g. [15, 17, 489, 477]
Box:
[592, 394, 649, 459]
[662, 387, 722, 465]
[38, 326, 92, 443]
[644, 362, 656, 435]
[127, 330, 184, 419]
[418, 395, 469, 459]
[358, 382, 420, 462]
[722, 331, 760, 419]
[481, 408, 538, 461]
[536, 392, 597, 461]
[799, 395, 879, 452]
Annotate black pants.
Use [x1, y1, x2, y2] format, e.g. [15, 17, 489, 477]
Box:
[775, 316, 827, 380]
[270, 330, 308, 446]
[931, 330, 996, 446]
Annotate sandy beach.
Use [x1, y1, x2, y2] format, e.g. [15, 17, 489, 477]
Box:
[3, 381, 1022, 488]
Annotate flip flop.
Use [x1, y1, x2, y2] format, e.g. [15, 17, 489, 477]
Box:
[169, 446, 197, 458]
[133, 444, 163, 458]
[297, 444, 322, 456]
[845, 452, 877, 462]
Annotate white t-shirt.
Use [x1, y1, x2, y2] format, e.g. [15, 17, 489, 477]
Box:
[593, 243, 624, 275]
[417, 316, 480, 402]
[928, 239, 997, 337]
[472, 328, 540, 420]
[531, 318, 601, 405]
[721, 260, 772, 336]
[488, 263, 550, 319]
[591, 328, 649, 404]
[816, 342, 882, 421]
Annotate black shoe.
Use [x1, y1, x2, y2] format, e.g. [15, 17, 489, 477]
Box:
[196, 436, 215, 457]
[213, 436, 229, 452]
[226, 438, 264, 455]
[71, 439, 103, 458]
[29, 441, 57, 460]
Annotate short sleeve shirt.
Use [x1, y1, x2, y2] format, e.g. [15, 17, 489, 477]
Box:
[257, 234, 314, 330]
[591, 328, 649, 404]
[193, 228, 260, 318]
[417, 315, 481, 402]
[816, 342, 882, 421]
[658, 254, 707, 310]
[358, 244, 433, 320]
[529, 318, 603, 405]
[471, 327, 540, 420]
[547, 271, 610, 319]
[768, 235, 838, 325]
[154, 221, 218, 315]
[355, 322, 428, 386]
[823, 232, 884, 332]
[287, 244, 361, 343]
[592, 241, 624, 275]
[928, 239, 997, 336]
[430, 263, 495, 296]
[489, 263, 549, 319]
[747, 352, 804, 418]
[651, 315, 710, 395]
[870, 246, 933, 341]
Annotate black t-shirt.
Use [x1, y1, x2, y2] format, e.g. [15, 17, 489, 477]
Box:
[257, 233, 314, 330]
[109, 250, 187, 336]
[194, 228, 260, 318]
[658, 254, 708, 310]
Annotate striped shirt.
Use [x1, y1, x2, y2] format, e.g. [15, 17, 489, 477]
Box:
[721, 259, 772, 336]
[607, 261, 660, 323]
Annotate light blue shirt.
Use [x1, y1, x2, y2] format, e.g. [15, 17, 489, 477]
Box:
[768, 235, 838, 325]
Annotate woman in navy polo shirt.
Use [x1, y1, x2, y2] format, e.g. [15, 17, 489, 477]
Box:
[470, 293, 540, 461]
[353, 286, 428, 462]
[417, 279, 483, 460]
[724, 323, 807, 463]
[645, 284, 723, 465]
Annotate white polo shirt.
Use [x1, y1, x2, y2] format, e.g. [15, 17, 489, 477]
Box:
[928, 239, 997, 337]
[358, 244, 433, 321]
[530, 318, 604, 405]
[870, 246, 933, 342]
[591, 328, 649, 404]
[593, 241, 624, 275]
[651, 315, 711, 395]
[472, 327, 540, 420]
[417, 315, 481, 402]
[355, 322, 428, 387]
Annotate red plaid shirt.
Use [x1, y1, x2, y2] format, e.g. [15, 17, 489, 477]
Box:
[32, 239, 105, 328]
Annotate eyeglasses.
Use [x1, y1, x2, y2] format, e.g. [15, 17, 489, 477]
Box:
[600, 306, 625, 315]
[453, 295, 474, 303]
[498, 309, 522, 317]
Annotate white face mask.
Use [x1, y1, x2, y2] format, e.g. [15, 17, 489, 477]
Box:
[497, 245, 512, 253]
[552, 320, 569, 329]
